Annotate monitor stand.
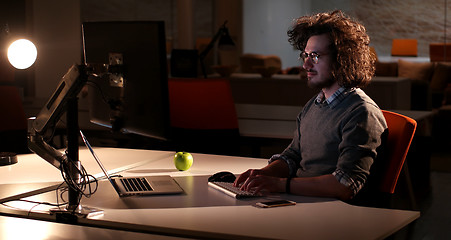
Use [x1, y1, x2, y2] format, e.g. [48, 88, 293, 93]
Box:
[50, 97, 103, 218]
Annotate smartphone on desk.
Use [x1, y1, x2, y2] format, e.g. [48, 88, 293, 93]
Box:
[255, 200, 296, 208]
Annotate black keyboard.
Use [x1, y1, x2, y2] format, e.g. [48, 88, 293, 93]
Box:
[120, 177, 153, 192]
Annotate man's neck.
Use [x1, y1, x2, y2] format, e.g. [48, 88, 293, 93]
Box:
[321, 82, 341, 99]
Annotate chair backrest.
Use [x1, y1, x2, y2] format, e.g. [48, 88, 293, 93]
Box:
[168, 78, 238, 130]
[168, 78, 239, 155]
[380, 110, 417, 193]
[391, 39, 418, 57]
[369, 46, 378, 62]
[429, 43, 451, 62]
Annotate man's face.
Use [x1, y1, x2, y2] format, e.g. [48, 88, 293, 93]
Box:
[302, 34, 334, 89]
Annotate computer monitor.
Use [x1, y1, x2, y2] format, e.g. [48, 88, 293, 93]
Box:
[82, 21, 170, 141]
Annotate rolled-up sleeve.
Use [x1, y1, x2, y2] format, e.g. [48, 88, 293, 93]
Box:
[335, 107, 387, 196]
[268, 113, 303, 177]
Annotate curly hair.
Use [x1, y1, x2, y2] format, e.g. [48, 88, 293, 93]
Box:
[287, 10, 375, 88]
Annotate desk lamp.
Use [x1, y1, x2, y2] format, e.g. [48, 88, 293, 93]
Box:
[199, 21, 235, 78]
[2, 23, 37, 70]
[0, 24, 37, 166]
[7, 38, 37, 69]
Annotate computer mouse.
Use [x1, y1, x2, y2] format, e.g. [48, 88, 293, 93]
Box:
[208, 171, 236, 183]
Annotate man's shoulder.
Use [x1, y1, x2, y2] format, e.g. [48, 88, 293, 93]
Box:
[337, 89, 385, 124]
[348, 88, 380, 110]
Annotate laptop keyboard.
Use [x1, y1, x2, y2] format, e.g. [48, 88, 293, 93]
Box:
[120, 177, 153, 192]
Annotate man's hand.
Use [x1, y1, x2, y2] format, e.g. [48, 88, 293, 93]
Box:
[234, 169, 285, 194]
[233, 169, 261, 187]
[234, 159, 290, 193]
[239, 174, 285, 194]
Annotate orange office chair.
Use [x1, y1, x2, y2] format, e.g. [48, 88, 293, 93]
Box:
[168, 78, 240, 155]
[391, 39, 418, 57]
[369, 46, 378, 62]
[352, 110, 417, 209]
[380, 110, 416, 192]
[429, 43, 451, 62]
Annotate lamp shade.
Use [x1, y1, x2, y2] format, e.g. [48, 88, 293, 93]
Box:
[218, 28, 235, 49]
[7, 39, 37, 69]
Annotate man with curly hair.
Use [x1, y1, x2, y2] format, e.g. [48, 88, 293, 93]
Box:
[234, 10, 387, 201]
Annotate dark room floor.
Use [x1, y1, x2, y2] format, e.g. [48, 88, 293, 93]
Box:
[408, 147, 451, 240]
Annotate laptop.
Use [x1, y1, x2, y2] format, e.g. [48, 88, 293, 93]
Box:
[80, 131, 184, 197]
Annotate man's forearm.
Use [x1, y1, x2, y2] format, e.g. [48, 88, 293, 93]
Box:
[261, 159, 290, 178]
[289, 174, 353, 200]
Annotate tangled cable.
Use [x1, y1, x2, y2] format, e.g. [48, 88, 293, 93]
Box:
[57, 152, 98, 213]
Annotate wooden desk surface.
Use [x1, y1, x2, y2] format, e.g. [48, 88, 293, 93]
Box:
[0, 148, 419, 240]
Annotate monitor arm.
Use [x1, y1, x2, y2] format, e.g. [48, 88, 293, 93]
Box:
[28, 61, 122, 170]
[27, 64, 88, 169]
[27, 59, 121, 215]
[27, 132, 66, 169]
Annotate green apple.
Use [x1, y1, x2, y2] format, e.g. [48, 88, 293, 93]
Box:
[174, 152, 193, 171]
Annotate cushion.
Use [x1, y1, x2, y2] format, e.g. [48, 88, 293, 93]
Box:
[397, 59, 434, 82]
[240, 54, 282, 73]
[430, 62, 451, 92]
[375, 61, 398, 76]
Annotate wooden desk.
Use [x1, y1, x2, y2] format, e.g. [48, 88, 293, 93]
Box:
[0, 148, 419, 240]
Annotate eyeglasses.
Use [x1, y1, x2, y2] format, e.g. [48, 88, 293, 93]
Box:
[299, 51, 324, 64]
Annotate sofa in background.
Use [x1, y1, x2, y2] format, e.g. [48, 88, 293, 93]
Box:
[229, 73, 412, 110]
[239, 54, 282, 74]
[231, 57, 445, 111]
[375, 58, 451, 153]
[375, 59, 451, 110]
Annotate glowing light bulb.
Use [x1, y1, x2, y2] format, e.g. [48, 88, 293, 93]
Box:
[7, 39, 37, 69]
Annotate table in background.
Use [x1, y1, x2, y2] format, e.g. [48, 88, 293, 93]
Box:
[235, 103, 299, 158]
[236, 104, 434, 156]
[229, 73, 412, 110]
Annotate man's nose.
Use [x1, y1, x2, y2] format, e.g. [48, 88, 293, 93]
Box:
[302, 58, 313, 70]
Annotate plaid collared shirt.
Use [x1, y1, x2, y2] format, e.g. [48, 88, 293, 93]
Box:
[315, 87, 355, 108]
